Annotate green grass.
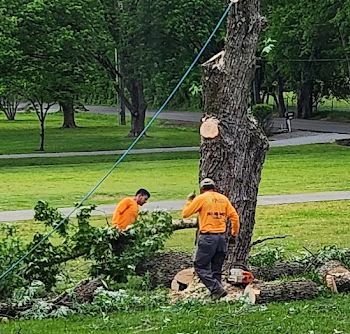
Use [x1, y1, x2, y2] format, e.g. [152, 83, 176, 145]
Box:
[2, 294, 350, 333]
[4, 201, 350, 257]
[0, 144, 349, 211]
[166, 201, 350, 254]
[0, 112, 199, 154]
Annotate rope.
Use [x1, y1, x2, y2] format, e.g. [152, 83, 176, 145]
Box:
[0, 2, 233, 282]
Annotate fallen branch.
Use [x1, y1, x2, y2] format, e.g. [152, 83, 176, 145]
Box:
[250, 235, 290, 248]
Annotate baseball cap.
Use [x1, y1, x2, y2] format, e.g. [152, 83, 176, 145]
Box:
[200, 178, 215, 188]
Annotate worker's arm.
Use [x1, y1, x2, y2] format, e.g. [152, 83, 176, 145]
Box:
[182, 196, 203, 218]
[227, 201, 240, 236]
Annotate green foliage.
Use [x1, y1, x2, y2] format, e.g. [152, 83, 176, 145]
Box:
[0, 225, 26, 298]
[0, 202, 174, 300]
[34, 201, 69, 237]
[248, 246, 285, 267]
[251, 104, 274, 136]
[90, 210, 174, 281]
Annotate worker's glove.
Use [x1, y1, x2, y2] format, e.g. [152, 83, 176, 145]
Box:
[187, 191, 196, 201]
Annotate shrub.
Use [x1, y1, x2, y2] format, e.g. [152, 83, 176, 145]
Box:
[251, 104, 274, 136]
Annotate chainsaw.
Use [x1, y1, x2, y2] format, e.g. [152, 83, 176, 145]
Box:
[227, 267, 254, 285]
[226, 237, 254, 285]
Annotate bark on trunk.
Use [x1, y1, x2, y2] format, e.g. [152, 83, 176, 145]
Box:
[276, 74, 286, 117]
[250, 262, 309, 281]
[60, 98, 77, 128]
[200, 1, 269, 270]
[244, 280, 318, 304]
[297, 68, 313, 119]
[39, 120, 45, 151]
[317, 261, 350, 293]
[128, 79, 147, 137]
[136, 252, 193, 288]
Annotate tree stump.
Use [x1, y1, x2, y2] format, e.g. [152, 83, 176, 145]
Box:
[244, 280, 319, 304]
[171, 268, 195, 292]
[317, 261, 350, 293]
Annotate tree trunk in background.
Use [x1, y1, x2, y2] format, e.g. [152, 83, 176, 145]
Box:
[297, 68, 313, 119]
[128, 79, 147, 137]
[60, 98, 77, 128]
[252, 60, 263, 105]
[200, 0, 269, 269]
[276, 73, 286, 117]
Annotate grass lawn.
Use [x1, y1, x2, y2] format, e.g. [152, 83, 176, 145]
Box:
[0, 144, 349, 211]
[0, 112, 199, 154]
[5, 200, 350, 257]
[167, 200, 350, 255]
[2, 294, 350, 333]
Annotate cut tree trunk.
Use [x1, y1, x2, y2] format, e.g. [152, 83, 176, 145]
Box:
[317, 261, 350, 293]
[60, 98, 77, 128]
[136, 252, 193, 288]
[250, 262, 309, 281]
[244, 280, 318, 304]
[200, 0, 269, 270]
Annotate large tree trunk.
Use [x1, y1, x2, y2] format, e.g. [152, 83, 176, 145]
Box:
[200, 1, 269, 270]
[128, 79, 147, 137]
[60, 98, 77, 128]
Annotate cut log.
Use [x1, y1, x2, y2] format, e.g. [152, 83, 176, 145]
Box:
[136, 252, 193, 288]
[171, 268, 195, 292]
[317, 261, 350, 293]
[244, 280, 319, 304]
[250, 262, 309, 281]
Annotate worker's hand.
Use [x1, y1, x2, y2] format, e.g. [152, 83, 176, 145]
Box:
[229, 234, 238, 245]
[187, 191, 196, 201]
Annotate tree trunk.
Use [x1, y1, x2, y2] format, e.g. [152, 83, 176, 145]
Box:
[317, 261, 350, 293]
[252, 59, 263, 105]
[297, 68, 313, 119]
[276, 73, 286, 117]
[60, 98, 77, 128]
[128, 79, 147, 137]
[244, 280, 319, 304]
[200, 1, 269, 270]
[39, 117, 45, 152]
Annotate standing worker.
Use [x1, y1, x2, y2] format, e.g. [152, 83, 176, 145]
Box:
[182, 178, 239, 299]
[112, 188, 151, 231]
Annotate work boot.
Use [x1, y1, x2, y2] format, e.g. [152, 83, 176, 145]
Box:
[211, 288, 228, 301]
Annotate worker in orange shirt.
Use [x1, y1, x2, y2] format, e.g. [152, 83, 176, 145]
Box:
[112, 188, 151, 231]
[182, 178, 239, 300]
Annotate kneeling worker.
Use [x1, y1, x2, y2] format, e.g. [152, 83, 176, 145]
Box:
[182, 178, 239, 299]
[112, 188, 151, 231]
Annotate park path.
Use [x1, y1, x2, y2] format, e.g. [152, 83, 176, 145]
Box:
[1, 191, 350, 223]
[1, 131, 349, 159]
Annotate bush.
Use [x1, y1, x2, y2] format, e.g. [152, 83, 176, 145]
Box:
[251, 104, 274, 136]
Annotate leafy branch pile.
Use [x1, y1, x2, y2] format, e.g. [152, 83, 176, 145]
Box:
[0, 201, 174, 301]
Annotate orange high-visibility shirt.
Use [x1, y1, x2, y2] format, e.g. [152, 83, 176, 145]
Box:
[112, 197, 139, 230]
[182, 191, 240, 235]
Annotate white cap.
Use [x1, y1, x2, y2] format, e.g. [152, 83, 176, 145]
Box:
[200, 178, 215, 188]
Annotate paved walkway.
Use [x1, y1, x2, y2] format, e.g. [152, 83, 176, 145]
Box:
[1, 133, 349, 159]
[1, 191, 350, 223]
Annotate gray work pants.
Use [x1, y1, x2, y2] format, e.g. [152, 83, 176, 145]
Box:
[194, 234, 227, 294]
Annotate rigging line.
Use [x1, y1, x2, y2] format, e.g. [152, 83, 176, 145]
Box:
[0, 1, 234, 282]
